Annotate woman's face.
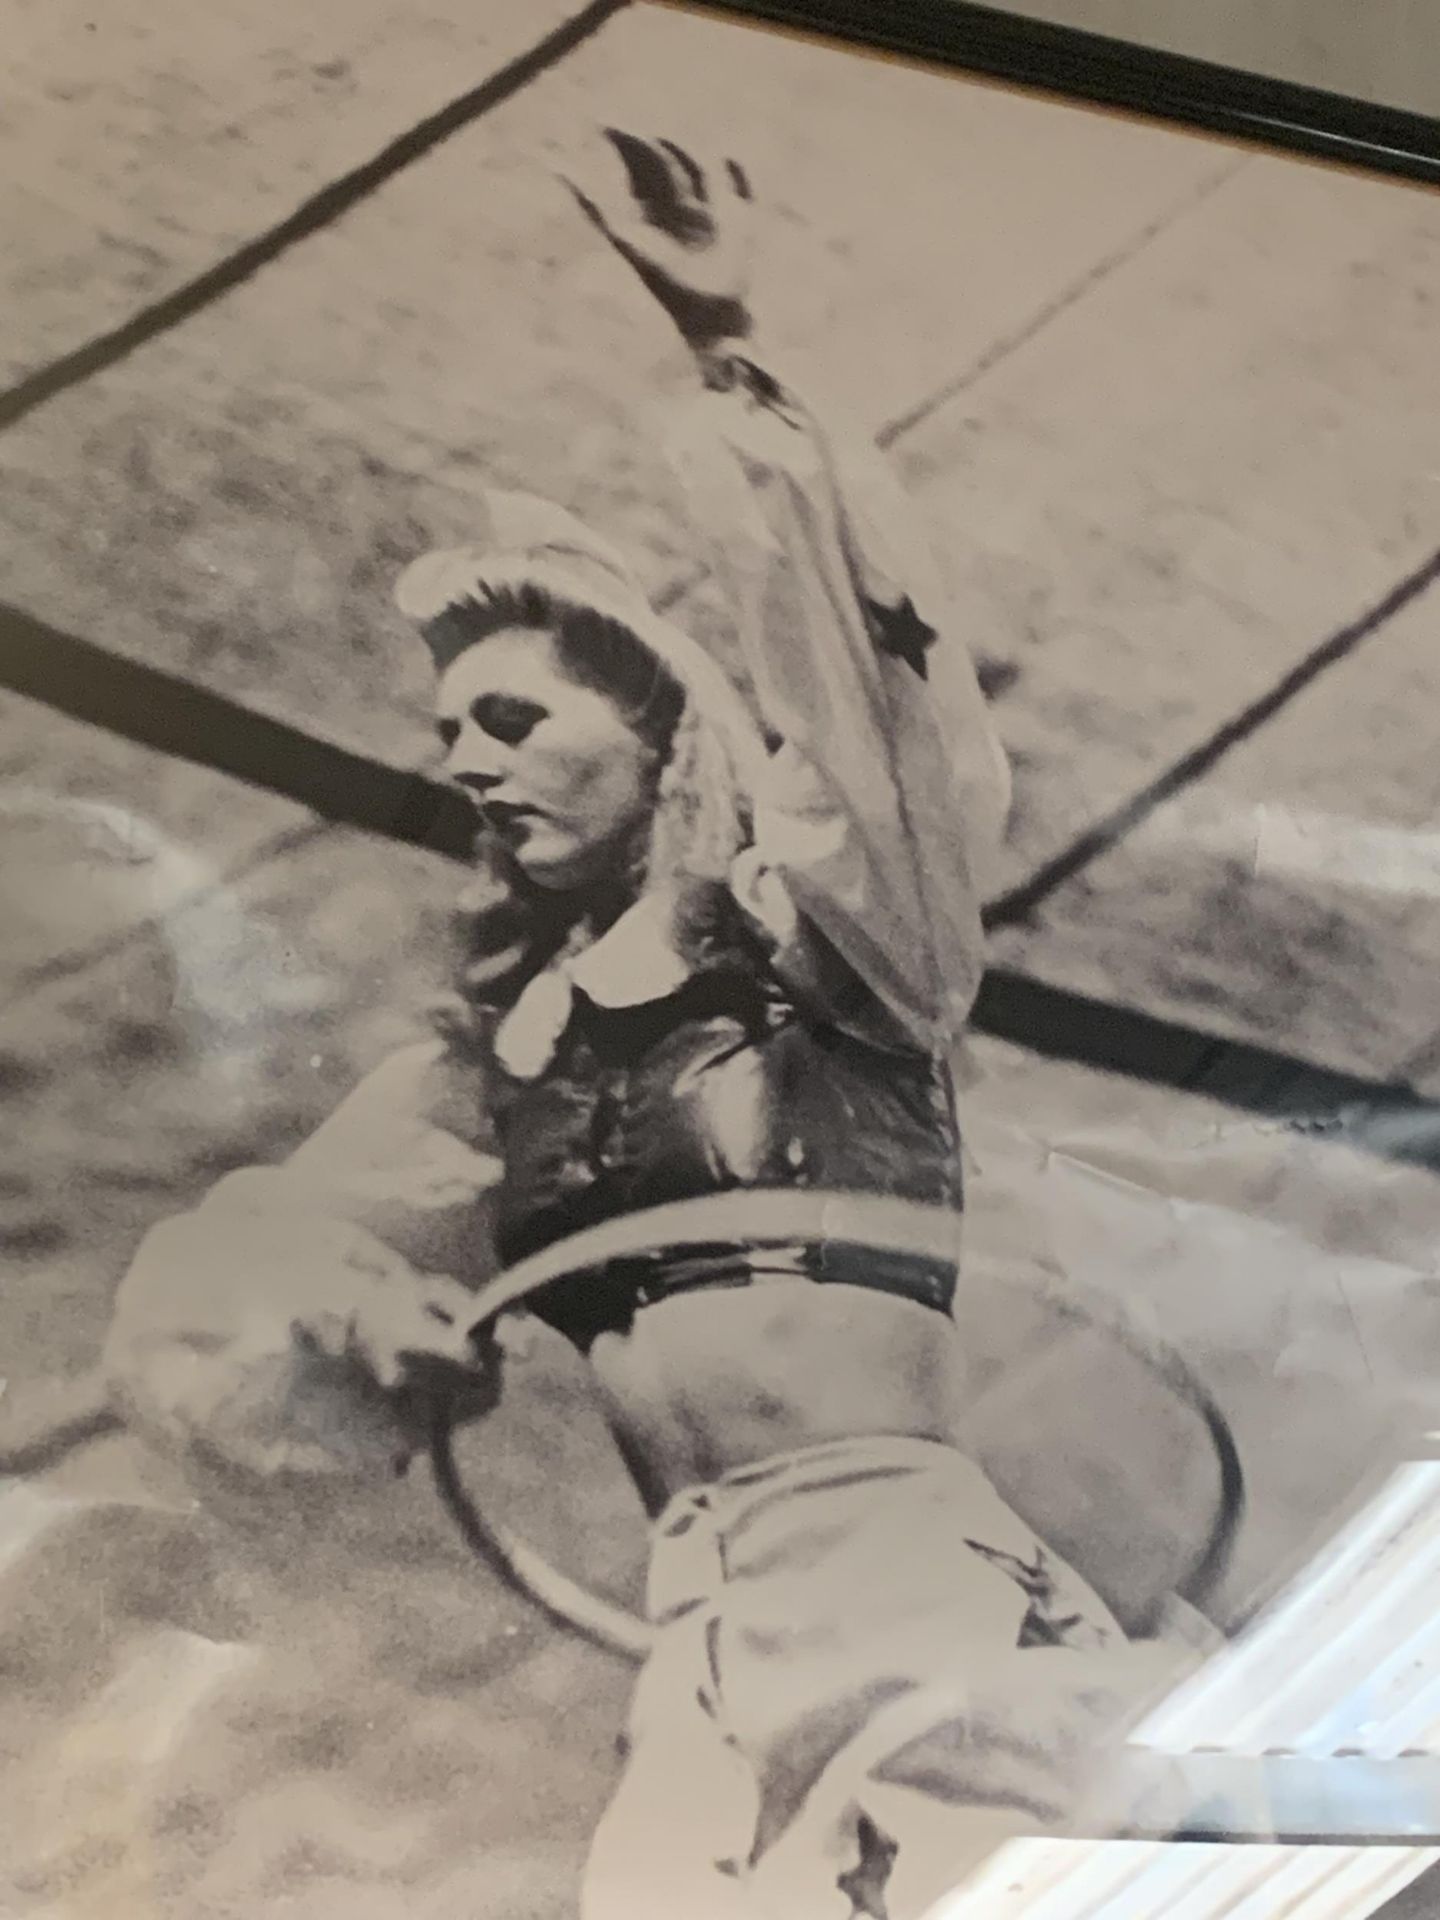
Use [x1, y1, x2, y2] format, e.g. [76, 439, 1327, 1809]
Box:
[435, 628, 658, 891]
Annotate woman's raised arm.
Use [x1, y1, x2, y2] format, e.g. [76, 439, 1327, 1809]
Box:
[568, 132, 1010, 1051]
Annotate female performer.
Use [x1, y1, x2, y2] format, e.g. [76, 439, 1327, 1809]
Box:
[107, 135, 1215, 1918]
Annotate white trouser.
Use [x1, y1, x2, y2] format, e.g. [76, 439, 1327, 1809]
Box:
[581, 1435, 1197, 1920]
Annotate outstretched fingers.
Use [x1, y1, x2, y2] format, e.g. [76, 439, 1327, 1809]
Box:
[657, 137, 707, 200]
[602, 128, 710, 244]
[561, 129, 756, 345]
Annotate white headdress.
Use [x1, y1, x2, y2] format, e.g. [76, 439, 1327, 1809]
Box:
[394, 489, 768, 804]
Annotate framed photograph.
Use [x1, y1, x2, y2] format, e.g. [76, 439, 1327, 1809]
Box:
[3, 4, 1438, 1917]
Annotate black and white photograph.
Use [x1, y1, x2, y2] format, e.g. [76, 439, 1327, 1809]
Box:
[3, 4, 1440, 1916]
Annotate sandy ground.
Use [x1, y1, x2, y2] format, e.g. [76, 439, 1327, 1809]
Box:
[3, 3, 1440, 1913]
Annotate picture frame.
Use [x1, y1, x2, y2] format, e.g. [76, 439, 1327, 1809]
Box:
[4, 6, 1440, 1916]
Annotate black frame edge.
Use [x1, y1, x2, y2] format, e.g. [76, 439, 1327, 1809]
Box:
[692, 0, 1440, 187]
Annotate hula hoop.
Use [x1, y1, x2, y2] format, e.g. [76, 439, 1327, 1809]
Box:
[429, 1191, 1243, 1664]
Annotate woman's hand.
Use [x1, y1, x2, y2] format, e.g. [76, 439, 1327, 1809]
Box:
[290, 1246, 505, 1471]
[287, 1232, 486, 1394]
[108, 1200, 502, 1479]
[563, 129, 755, 353]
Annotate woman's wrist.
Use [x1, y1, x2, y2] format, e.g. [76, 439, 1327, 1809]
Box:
[694, 333, 792, 411]
[679, 293, 751, 358]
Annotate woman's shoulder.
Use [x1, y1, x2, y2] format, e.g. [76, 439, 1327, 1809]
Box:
[725, 852, 935, 1060]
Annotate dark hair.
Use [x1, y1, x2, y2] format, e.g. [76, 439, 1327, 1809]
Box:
[423, 580, 685, 757]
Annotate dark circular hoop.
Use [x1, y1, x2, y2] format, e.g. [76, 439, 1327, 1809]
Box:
[429, 1191, 1244, 1664]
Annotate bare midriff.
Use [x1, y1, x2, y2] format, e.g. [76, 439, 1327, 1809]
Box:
[586, 1279, 967, 1516]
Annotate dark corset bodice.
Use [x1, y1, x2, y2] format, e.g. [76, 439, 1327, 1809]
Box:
[485, 959, 962, 1348]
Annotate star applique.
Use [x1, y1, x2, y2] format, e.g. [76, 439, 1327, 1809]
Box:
[965, 1539, 1110, 1650]
[835, 1811, 899, 1919]
[867, 593, 937, 681]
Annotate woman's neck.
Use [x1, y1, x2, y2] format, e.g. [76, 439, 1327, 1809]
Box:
[559, 817, 655, 943]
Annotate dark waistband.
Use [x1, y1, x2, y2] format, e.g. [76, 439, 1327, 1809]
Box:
[532, 1239, 957, 1349]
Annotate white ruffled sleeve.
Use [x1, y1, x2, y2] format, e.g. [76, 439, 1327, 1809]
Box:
[668, 351, 1011, 1054]
[104, 1040, 504, 1478]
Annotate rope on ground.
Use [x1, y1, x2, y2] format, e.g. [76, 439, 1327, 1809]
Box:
[984, 544, 1440, 931]
[876, 156, 1244, 449]
[973, 968, 1440, 1168]
[0, 0, 630, 434]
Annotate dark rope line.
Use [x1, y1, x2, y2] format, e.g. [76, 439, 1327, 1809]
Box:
[985, 544, 1440, 931]
[876, 155, 1242, 450]
[0, 600, 475, 860]
[17, 816, 329, 996]
[0, 0, 629, 434]
[5, 598, 1437, 1169]
[973, 969, 1440, 1168]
